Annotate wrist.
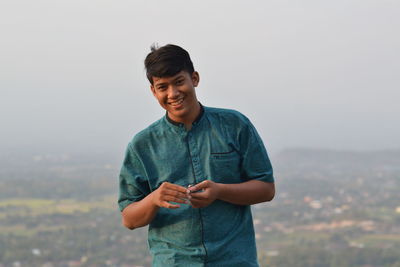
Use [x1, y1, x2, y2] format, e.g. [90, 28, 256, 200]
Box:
[215, 182, 223, 200]
[148, 191, 161, 209]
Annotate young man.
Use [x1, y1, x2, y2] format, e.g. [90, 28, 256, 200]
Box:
[118, 44, 275, 266]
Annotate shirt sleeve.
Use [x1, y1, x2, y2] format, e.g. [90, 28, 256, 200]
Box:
[118, 143, 150, 212]
[239, 117, 274, 183]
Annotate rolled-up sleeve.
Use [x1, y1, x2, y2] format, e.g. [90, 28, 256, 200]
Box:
[118, 143, 150, 211]
[239, 118, 274, 183]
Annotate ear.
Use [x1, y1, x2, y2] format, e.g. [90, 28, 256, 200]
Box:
[191, 71, 200, 87]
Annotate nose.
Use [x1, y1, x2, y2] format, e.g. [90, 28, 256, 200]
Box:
[168, 86, 180, 99]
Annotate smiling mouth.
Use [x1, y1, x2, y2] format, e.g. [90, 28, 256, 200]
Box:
[168, 97, 184, 107]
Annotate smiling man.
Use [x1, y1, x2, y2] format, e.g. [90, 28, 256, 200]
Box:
[118, 44, 275, 267]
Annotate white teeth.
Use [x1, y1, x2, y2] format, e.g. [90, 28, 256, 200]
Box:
[170, 98, 184, 106]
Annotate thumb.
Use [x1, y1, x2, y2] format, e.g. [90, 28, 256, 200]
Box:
[190, 180, 209, 192]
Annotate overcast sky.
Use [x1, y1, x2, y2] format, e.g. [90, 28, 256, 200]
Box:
[1, 0, 399, 158]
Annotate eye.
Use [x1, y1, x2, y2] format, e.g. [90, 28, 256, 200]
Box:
[176, 79, 184, 85]
[157, 85, 167, 91]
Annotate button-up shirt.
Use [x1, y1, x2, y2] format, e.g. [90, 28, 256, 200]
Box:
[118, 105, 274, 267]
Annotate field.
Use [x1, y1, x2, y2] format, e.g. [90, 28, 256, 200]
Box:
[1, 149, 400, 267]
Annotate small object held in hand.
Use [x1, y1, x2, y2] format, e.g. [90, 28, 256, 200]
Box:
[187, 184, 204, 193]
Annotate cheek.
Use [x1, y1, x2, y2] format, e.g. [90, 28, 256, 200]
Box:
[154, 94, 165, 103]
[159, 96, 168, 105]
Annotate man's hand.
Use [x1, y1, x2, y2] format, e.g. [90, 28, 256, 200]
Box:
[189, 180, 220, 208]
[188, 179, 275, 209]
[151, 182, 191, 209]
[121, 182, 190, 230]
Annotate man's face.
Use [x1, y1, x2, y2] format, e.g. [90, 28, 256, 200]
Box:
[151, 70, 200, 123]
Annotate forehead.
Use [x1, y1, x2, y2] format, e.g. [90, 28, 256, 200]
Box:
[152, 71, 189, 85]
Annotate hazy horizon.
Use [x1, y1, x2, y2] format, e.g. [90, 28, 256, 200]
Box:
[1, 0, 399, 157]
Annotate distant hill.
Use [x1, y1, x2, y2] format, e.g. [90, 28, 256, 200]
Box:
[274, 148, 400, 172]
[1, 148, 399, 266]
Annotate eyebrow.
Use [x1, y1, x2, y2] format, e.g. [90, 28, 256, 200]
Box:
[155, 75, 185, 87]
[155, 82, 167, 88]
[172, 75, 185, 82]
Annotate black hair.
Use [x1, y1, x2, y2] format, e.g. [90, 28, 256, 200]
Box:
[144, 44, 195, 84]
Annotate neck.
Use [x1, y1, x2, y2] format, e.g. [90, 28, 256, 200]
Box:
[167, 102, 202, 127]
[182, 102, 201, 125]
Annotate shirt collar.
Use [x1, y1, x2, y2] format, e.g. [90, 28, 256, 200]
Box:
[165, 102, 205, 127]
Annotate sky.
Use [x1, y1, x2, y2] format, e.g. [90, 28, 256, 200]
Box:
[1, 0, 399, 158]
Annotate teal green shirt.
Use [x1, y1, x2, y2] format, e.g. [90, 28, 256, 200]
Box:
[118, 106, 274, 267]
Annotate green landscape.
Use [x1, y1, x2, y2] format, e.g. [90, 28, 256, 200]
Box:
[1, 149, 399, 267]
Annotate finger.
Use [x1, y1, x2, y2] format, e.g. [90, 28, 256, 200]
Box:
[190, 191, 208, 200]
[189, 181, 209, 192]
[190, 198, 203, 204]
[164, 195, 190, 204]
[164, 183, 191, 194]
[161, 201, 180, 209]
[189, 199, 203, 208]
[190, 199, 210, 208]
[163, 189, 190, 200]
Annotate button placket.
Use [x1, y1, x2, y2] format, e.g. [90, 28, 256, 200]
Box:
[187, 130, 209, 261]
[187, 132, 204, 183]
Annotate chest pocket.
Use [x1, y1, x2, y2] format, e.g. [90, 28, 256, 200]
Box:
[209, 150, 242, 184]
